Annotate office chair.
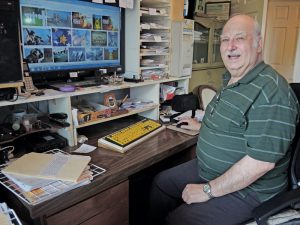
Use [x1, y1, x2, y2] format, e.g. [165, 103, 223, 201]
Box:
[251, 83, 300, 225]
[192, 85, 217, 111]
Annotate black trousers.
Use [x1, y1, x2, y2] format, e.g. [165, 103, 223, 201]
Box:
[149, 159, 261, 225]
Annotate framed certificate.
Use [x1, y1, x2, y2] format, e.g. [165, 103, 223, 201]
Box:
[205, 1, 231, 21]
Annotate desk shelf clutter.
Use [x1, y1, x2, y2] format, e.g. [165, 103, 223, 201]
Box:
[0, 149, 105, 205]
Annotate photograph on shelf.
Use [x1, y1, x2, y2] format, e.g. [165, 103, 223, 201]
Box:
[104, 93, 118, 110]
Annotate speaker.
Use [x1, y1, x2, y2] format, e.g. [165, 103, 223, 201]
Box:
[0, 0, 22, 84]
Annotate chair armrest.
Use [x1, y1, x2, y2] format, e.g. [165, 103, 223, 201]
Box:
[253, 188, 300, 225]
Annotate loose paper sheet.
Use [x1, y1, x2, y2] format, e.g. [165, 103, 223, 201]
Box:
[73, 144, 97, 153]
[0, 212, 10, 225]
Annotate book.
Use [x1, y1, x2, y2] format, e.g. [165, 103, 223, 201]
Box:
[98, 119, 166, 153]
[2, 152, 91, 183]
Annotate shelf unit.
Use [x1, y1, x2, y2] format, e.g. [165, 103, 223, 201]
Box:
[125, 0, 171, 80]
[0, 77, 189, 146]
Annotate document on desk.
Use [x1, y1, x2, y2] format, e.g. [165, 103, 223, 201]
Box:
[73, 143, 96, 153]
[0, 202, 22, 225]
[173, 109, 205, 122]
[4, 173, 55, 192]
[2, 152, 91, 182]
[167, 124, 199, 136]
[0, 212, 10, 225]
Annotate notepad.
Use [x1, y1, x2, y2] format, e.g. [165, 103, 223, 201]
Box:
[2, 152, 91, 183]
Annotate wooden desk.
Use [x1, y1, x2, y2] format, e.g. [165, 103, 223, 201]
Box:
[1, 119, 197, 225]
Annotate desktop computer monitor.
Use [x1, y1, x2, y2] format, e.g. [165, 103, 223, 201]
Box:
[19, 0, 125, 85]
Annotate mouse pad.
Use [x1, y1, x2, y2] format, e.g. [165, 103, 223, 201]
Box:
[167, 124, 199, 136]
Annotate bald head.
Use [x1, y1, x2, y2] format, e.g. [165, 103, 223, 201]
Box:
[220, 14, 263, 83]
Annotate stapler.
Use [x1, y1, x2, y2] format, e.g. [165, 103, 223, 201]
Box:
[49, 113, 70, 127]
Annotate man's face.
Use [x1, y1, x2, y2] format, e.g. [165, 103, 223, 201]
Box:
[220, 16, 262, 79]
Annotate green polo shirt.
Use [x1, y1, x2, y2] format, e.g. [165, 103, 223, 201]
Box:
[197, 61, 299, 202]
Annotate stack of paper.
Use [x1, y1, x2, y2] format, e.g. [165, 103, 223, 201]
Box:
[1, 151, 93, 204]
[2, 152, 91, 182]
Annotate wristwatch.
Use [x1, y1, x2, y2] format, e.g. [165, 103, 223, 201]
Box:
[203, 183, 215, 199]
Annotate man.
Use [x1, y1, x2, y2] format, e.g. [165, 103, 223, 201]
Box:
[149, 14, 299, 225]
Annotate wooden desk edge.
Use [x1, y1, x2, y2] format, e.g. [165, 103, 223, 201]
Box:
[11, 129, 198, 219]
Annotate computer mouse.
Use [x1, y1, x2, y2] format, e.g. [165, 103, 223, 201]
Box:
[176, 122, 188, 128]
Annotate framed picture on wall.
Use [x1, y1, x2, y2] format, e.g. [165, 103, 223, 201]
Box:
[194, 0, 204, 13]
[205, 1, 231, 21]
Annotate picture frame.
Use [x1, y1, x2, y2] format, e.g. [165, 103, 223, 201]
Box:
[194, 0, 204, 13]
[104, 93, 118, 110]
[205, 1, 231, 21]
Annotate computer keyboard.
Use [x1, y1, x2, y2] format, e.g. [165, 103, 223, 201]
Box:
[104, 119, 162, 147]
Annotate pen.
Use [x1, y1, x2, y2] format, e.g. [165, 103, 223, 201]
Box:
[119, 94, 128, 108]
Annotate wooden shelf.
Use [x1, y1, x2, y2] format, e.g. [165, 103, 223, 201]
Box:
[76, 104, 158, 128]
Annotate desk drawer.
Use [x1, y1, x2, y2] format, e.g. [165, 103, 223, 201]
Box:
[45, 180, 129, 225]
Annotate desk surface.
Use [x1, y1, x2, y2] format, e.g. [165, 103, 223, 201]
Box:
[14, 121, 197, 219]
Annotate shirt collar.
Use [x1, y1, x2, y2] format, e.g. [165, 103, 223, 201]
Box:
[223, 61, 268, 86]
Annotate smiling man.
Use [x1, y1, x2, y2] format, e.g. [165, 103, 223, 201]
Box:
[220, 15, 263, 84]
[148, 14, 299, 225]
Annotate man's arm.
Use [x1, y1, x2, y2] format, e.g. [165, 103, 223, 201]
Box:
[182, 155, 274, 204]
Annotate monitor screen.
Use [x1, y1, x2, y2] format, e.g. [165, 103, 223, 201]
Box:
[19, 0, 124, 82]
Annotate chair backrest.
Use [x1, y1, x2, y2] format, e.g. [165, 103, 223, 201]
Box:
[192, 85, 217, 110]
[288, 83, 300, 190]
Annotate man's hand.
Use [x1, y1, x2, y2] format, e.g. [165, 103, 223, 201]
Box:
[182, 184, 210, 204]
[177, 118, 201, 131]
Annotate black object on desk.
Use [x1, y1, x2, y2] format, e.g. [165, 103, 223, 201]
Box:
[22, 131, 68, 153]
[49, 113, 70, 127]
[124, 77, 143, 83]
[176, 122, 188, 128]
